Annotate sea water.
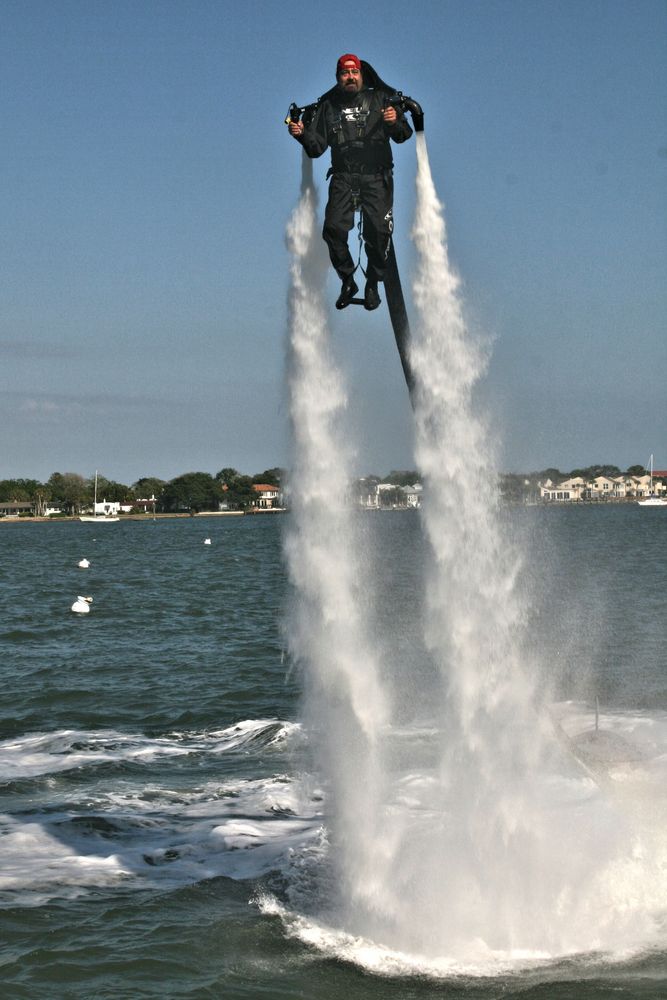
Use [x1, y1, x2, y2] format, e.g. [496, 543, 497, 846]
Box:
[3, 148, 667, 996]
[1, 509, 665, 998]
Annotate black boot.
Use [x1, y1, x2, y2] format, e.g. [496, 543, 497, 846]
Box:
[336, 275, 358, 310]
[364, 279, 381, 311]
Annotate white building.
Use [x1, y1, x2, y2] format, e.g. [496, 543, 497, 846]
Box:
[356, 481, 423, 508]
[401, 484, 423, 508]
[252, 484, 281, 509]
[93, 500, 121, 516]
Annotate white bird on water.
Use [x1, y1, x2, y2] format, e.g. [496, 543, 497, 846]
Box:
[71, 596, 93, 614]
[78, 558, 90, 568]
[204, 538, 211, 545]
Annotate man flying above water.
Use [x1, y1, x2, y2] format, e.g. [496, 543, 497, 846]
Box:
[288, 54, 413, 311]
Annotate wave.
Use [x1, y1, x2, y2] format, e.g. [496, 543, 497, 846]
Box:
[3, 702, 667, 967]
[258, 890, 666, 980]
[0, 718, 301, 782]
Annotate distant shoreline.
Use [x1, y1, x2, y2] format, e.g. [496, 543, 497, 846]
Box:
[0, 500, 652, 526]
[0, 510, 288, 525]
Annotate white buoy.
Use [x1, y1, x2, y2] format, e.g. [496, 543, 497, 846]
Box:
[204, 538, 211, 545]
[78, 558, 90, 568]
[71, 596, 93, 614]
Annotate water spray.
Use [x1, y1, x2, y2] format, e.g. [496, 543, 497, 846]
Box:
[284, 152, 390, 918]
[280, 119, 666, 975]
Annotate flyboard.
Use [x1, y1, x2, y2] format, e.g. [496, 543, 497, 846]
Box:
[286, 62, 424, 404]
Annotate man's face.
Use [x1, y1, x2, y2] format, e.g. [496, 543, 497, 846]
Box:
[337, 63, 363, 94]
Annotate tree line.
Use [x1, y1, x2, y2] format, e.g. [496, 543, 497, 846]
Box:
[0, 468, 284, 515]
[0, 467, 422, 515]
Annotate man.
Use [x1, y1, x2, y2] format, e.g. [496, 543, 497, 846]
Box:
[288, 54, 413, 311]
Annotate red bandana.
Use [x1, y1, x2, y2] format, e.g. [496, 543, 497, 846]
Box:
[337, 53, 361, 73]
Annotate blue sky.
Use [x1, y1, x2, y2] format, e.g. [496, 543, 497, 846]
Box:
[2, 0, 665, 484]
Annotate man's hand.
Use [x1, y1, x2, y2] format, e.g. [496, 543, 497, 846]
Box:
[382, 106, 397, 125]
[288, 120, 304, 138]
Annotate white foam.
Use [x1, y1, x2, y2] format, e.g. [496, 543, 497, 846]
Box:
[0, 769, 322, 906]
[0, 815, 134, 895]
[206, 719, 301, 750]
[257, 894, 583, 978]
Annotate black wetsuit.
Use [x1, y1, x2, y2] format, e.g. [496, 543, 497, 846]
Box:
[299, 86, 412, 282]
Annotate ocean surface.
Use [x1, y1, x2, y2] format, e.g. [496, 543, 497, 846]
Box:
[0, 507, 666, 999]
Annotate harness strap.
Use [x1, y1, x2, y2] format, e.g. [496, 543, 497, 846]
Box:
[353, 208, 367, 278]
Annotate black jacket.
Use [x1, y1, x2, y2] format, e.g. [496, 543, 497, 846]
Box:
[299, 64, 412, 173]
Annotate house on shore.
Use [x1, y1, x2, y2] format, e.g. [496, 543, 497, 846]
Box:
[251, 484, 282, 509]
[540, 472, 666, 502]
[356, 481, 423, 509]
[0, 501, 34, 517]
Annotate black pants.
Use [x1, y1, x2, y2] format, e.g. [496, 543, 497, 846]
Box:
[323, 171, 394, 283]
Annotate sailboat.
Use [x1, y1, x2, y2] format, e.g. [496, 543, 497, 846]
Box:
[79, 471, 120, 522]
[637, 455, 667, 507]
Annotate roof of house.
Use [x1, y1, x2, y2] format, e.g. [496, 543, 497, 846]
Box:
[252, 484, 278, 492]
